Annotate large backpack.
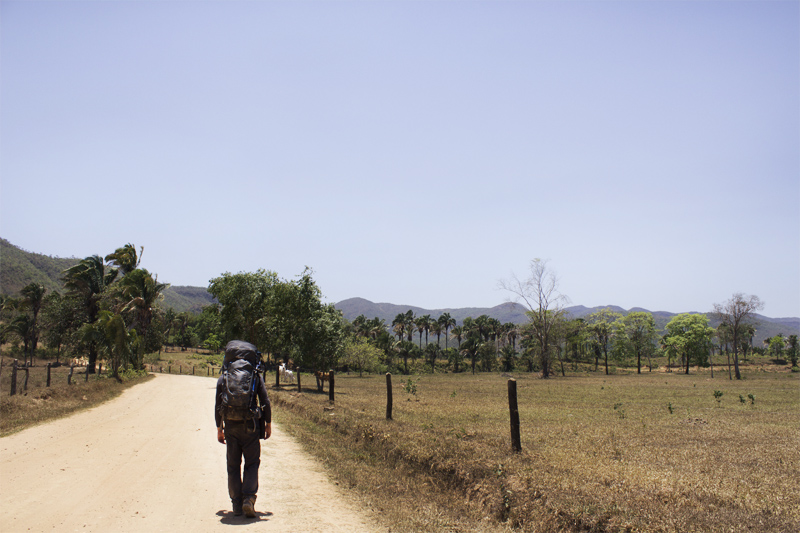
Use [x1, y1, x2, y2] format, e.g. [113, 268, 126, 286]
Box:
[220, 340, 261, 422]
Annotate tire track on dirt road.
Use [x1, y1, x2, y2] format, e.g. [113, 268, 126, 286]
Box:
[0, 373, 380, 532]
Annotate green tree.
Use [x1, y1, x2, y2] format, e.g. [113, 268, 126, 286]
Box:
[769, 334, 786, 360]
[438, 312, 456, 350]
[500, 345, 517, 372]
[664, 313, 715, 374]
[449, 325, 464, 349]
[62, 255, 119, 373]
[587, 308, 623, 376]
[424, 342, 440, 372]
[117, 268, 168, 368]
[712, 293, 764, 380]
[104, 243, 142, 276]
[787, 335, 799, 367]
[89, 311, 138, 380]
[19, 283, 46, 364]
[342, 336, 383, 376]
[460, 336, 481, 375]
[40, 293, 79, 362]
[208, 269, 279, 348]
[618, 312, 658, 374]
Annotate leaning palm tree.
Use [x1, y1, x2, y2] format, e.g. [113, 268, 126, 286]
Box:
[117, 268, 168, 369]
[83, 311, 137, 380]
[62, 255, 119, 373]
[105, 243, 142, 277]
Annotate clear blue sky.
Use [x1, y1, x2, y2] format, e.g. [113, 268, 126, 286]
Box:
[1, 1, 798, 318]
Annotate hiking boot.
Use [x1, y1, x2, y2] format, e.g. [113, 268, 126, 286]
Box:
[242, 496, 256, 518]
[233, 502, 243, 516]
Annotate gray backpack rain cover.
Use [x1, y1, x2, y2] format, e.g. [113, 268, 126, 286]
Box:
[220, 340, 260, 421]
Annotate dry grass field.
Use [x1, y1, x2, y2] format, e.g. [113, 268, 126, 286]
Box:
[271, 369, 799, 532]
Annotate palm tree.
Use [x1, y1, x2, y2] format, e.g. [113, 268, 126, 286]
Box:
[415, 315, 430, 349]
[105, 243, 142, 276]
[439, 313, 456, 350]
[118, 268, 168, 369]
[83, 311, 137, 380]
[5, 314, 34, 365]
[20, 283, 46, 364]
[62, 255, 119, 373]
[392, 313, 407, 342]
[352, 315, 368, 337]
[450, 325, 464, 349]
[461, 337, 481, 375]
[430, 320, 443, 348]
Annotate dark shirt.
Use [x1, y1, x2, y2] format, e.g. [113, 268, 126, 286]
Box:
[215, 371, 271, 428]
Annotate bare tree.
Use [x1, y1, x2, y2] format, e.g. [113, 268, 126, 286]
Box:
[500, 259, 569, 378]
[712, 293, 764, 380]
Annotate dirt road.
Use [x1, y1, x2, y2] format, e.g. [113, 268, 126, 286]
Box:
[0, 373, 379, 532]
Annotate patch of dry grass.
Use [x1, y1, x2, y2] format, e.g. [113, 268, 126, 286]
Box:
[271, 370, 799, 532]
[0, 360, 154, 436]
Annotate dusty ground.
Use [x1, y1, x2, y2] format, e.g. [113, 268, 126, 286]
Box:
[0, 373, 380, 532]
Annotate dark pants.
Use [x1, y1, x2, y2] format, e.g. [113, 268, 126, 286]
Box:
[224, 420, 261, 505]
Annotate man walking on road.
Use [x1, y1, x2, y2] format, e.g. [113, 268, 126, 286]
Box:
[215, 340, 271, 518]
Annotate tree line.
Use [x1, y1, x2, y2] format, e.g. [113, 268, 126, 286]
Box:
[342, 261, 798, 379]
[0, 247, 346, 377]
[2, 254, 797, 381]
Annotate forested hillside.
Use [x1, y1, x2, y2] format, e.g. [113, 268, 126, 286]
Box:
[0, 239, 212, 313]
[0, 238, 78, 295]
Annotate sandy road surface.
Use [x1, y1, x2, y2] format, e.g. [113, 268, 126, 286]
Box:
[1, 373, 379, 532]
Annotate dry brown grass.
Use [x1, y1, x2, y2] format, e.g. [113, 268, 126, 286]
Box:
[0, 358, 153, 436]
[271, 369, 799, 532]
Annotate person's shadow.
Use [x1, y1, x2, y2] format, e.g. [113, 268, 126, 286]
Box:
[217, 510, 273, 524]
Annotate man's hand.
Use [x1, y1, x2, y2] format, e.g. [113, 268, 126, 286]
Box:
[217, 426, 225, 444]
[264, 422, 272, 440]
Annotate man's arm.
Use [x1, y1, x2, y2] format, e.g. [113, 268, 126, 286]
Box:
[257, 374, 271, 439]
[215, 376, 225, 444]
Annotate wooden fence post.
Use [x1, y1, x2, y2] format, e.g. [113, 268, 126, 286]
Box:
[296, 371, 301, 392]
[85, 366, 89, 382]
[68, 364, 75, 385]
[275, 367, 280, 388]
[328, 371, 335, 403]
[192, 366, 195, 375]
[386, 373, 393, 420]
[24, 367, 29, 392]
[10, 360, 18, 396]
[508, 379, 521, 452]
[168, 365, 171, 374]
[98, 363, 102, 376]
[46, 363, 52, 387]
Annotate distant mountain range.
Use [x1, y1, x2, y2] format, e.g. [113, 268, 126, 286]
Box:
[2, 238, 797, 344]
